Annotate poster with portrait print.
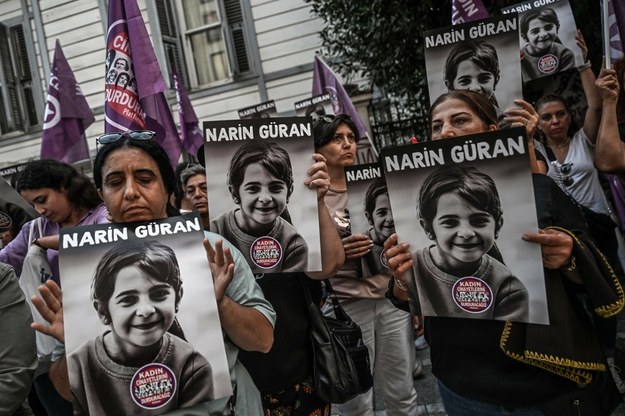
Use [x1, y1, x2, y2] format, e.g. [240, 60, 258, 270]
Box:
[345, 162, 395, 276]
[0, 175, 38, 240]
[502, 0, 583, 82]
[238, 100, 278, 119]
[59, 213, 232, 415]
[381, 128, 548, 324]
[424, 14, 523, 114]
[203, 117, 322, 273]
[294, 93, 334, 123]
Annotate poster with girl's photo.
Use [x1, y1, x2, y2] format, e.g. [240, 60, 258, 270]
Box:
[502, 0, 583, 82]
[345, 163, 395, 276]
[59, 213, 231, 415]
[238, 100, 277, 119]
[381, 128, 548, 324]
[203, 117, 322, 273]
[424, 14, 522, 115]
[294, 93, 334, 123]
[0, 175, 38, 241]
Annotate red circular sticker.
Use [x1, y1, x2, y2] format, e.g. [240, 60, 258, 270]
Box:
[250, 236, 283, 269]
[130, 363, 177, 409]
[452, 277, 493, 313]
[538, 54, 559, 74]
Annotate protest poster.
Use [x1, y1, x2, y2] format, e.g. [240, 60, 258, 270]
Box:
[0, 176, 38, 240]
[381, 128, 548, 324]
[238, 100, 277, 119]
[424, 14, 522, 113]
[203, 117, 322, 273]
[502, 0, 583, 82]
[345, 162, 395, 276]
[294, 93, 334, 122]
[59, 213, 231, 414]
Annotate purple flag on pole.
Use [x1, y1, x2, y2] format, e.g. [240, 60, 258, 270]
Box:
[451, 0, 489, 25]
[172, 70, 204, 157]
[40, 40, 94, 164]
[608, 0, 625, 60]
[105, 0, 181, 168]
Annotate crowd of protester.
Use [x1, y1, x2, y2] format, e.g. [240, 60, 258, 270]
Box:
[4, 32, 625, 416]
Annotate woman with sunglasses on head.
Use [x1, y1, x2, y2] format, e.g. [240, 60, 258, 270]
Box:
[314, 114, 418, 416]
[31, 130, 276, 415]
[385, 89, 623, 416]
[0, 159, 107, 415]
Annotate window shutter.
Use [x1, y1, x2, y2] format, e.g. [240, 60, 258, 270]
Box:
[156, 0, 187, 86]
[11, 26, 37, 126]
[0, 25, 21, 130]
[223, 0, 249, 74]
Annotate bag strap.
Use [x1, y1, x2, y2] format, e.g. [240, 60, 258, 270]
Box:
[323, 279, 351, 322]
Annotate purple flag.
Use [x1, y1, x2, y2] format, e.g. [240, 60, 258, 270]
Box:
[608, 0, 625, 60]
[104, 0, 181, 168]
[451, 0, 489, 25]
[172, 70, 204, 156]
[40, 40, 94, 164]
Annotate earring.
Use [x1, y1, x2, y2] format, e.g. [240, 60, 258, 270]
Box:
[495, 232, 499, 239]
[233, 197, 240, 205]
[102, 316, 110, 325]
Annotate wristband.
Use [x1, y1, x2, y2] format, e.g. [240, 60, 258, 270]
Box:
[394, 277, 409, 291]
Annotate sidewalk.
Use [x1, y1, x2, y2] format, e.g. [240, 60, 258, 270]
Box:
[332, 310, 625, 415]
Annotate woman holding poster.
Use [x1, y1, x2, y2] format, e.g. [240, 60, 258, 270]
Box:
[385, 90, 622, 415]
[30, 131, 276, 415]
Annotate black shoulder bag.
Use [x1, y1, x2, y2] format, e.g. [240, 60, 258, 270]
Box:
[300, 277, 373, 403]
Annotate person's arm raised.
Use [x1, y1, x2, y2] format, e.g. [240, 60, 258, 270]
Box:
[594, 67, 625, 172]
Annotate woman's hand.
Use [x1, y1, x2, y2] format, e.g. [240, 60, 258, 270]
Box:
[204, 239, 235, 305]
[342, 234, 372, 261]
[596, 67, 620, 104]
[522, 229, 574, 269]
[384, 233, 413, 282]
[304, 153, 331, 200]
[576, 30, 588, 62]
[503, 99, 539, 140]
[31, 279, 65, 342]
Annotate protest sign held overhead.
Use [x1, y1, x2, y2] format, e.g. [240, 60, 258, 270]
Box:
[381, 128, 547, 324]
[424, 14, 522, 114]
[59, 213, 232, 414]
[502, 0, 583, 82]
[238, 100, 277, 119]
[203, 117, 322, 273]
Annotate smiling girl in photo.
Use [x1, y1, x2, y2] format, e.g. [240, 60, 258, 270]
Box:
[413, 165, 529, 322]
[210, 140, 308, 272]
[69, 239, 213, 415]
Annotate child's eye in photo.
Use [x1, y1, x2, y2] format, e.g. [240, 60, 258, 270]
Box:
[470, 214, 493, 228]
[269, 182, 287, 193]
[117, 294, 139, 307]
[150, 287, 174, 302]
[477, 74, 493, 84]
[439, 217, 460, 228]
[243, 184, 261, 194]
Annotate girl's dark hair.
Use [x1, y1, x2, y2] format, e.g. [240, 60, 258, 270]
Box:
[535, 94, 579, 138]
[93, 134, 176, 197]
[614, 58, 625, 123]
[418, 166, 503, 236]
[444, 40, 501, 91]
[16, 159, 101, 209]
[227, 140, 294, 203]
[364, 177, 389, 219]
[429, 90, 498, 135]
[520, 8, 561, 42]
[91, 240, 183, 320]
[313, 114, 359, 148]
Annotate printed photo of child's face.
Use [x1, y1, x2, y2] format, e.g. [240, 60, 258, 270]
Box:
[452, 60, 496, 98]
[526, 18, 557, 54]
[428, 192, 498, 271]
[368, 193, 394, 244]
[237, 162, 289, 231]
[106, 265, 176, 353]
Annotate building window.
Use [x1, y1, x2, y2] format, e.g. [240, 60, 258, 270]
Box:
[156, 0, 251, 88]
[0, 22, 38, 135]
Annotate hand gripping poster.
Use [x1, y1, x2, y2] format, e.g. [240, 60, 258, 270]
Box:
[424, 14, 523, 115]
[502, 0, 583, 82]
[59, 213, 231, 415]
[345, 162, 395, 277]
[381, 128, 548, 324]
[203, 117, 322, 273]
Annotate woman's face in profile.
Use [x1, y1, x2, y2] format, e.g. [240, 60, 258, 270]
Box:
[452, 60, 496, 98]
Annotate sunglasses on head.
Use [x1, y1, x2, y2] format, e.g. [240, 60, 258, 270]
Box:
[96, 130, 156, 150]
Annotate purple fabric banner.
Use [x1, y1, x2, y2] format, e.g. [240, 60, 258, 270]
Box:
[40, 40, 94, 164]
[608, 0, 625, 60]
[451, 0, 489, 25]
[105, 0, 181, 168]
[172, 70, 204, 157]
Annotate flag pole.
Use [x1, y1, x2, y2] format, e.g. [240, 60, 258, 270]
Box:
[604, 0, 612, 68]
